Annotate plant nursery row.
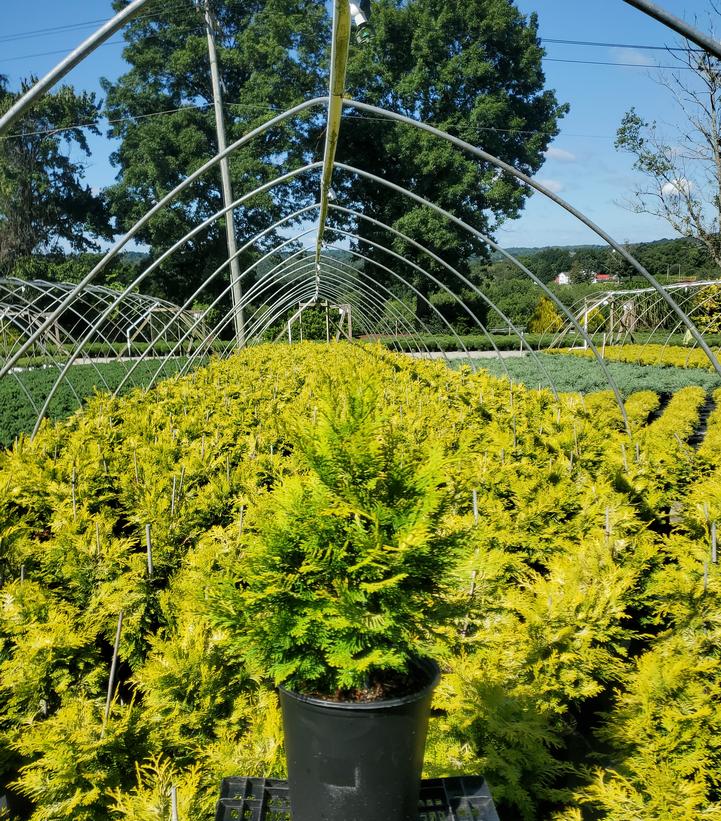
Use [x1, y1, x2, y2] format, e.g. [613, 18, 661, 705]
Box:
[0, 342, 720, 820]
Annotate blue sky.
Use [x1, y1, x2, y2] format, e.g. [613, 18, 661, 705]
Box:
[0, 0, 717, 249]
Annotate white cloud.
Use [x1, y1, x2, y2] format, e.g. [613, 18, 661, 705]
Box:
[662, 177, 692, 197]
[544, 147, 577, 163]
[536, 178, 564, 194]
[611, 47, 656, 67]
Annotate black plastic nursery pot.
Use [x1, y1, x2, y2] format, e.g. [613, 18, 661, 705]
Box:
[278, 659, 440, 821]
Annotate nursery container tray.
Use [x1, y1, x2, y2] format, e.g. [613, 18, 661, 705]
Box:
[215, 775, 500, 820]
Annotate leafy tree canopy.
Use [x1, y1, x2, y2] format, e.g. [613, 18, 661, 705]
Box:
[0, 77, 111, 275]
[103, 0, 567, 315]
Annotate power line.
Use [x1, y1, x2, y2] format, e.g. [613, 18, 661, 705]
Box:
[0, 23, 208, 68]
[543, 56, 694, 70]
[0, 39, 127, 65]
[0, 99, 285, 141]
[541, 37, 704, 52]
[340, 113, 615, 140]
[0, 19, 111, 45]
[0, 2, 194, 44]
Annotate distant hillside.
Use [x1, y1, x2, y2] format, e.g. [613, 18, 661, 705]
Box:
[491, 238, 687, 261]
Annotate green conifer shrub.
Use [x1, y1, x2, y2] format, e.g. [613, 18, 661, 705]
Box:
[222, 375, 467, 696]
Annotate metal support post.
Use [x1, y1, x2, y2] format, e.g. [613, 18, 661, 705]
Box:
[621, 0, 721, 60]
[202, 0, 245, 345]
[314, 0, 352, 296]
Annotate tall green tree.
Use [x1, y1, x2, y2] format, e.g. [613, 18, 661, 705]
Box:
[0, 77, 111, 275]
[103, 0, 327, 309]
[339, 0, 567, 318]
[104, 0, 566, 323]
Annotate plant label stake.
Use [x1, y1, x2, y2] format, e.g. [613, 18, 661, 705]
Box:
[102, 610, 124, 736]
[171, 476, 177, 518]
[713, 522, 718, 564]
[621, 443, 628, 471]
[20, 564, 25, 583]
[472, 490, 479, 525]
[71, 467, 77, 521]
[146, 524, 154, 578]
[170, 785, 179, 821]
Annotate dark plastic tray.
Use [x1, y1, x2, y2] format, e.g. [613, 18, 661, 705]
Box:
[215, 775, 500, 820]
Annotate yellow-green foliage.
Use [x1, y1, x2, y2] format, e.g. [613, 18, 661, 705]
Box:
[561, 343, 721, 371]
[0, 342, 718, 819]
[529, 297, 564, 333]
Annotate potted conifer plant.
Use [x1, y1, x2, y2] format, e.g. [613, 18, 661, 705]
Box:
[237, 379, 465, 821]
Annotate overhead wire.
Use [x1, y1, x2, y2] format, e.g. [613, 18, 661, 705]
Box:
[541, 37, 704, 52]
[0, 2, 196, 44]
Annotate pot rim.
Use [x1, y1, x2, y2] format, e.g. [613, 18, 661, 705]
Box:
[278, 657, 441, 711]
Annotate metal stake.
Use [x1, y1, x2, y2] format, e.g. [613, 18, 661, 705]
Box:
[103, 610, 124, 733]
[170, 785, 179, 821]
[145, 524, 154, 578]
[201, 0, 245, 344]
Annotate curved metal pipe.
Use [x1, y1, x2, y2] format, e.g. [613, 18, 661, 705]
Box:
[181, 248, 447, 374]
[334, 161, 631, 432]
[29, 163, 324, 435]
[0, 0, 152, 136]
[116, 227, 319, 394]
[329, 204, 560, 399]
[343, 99, 721, 380]
[178, 248, 453, 378]
[330, 228, 508, 380]
[621, 0, 721, 60]
[311, 244, 474, 367]
[238, 263, 422, 357]
[237, 269, 419, 360]
[111, 203, 325, 393]
[0, 98, 329, 377]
